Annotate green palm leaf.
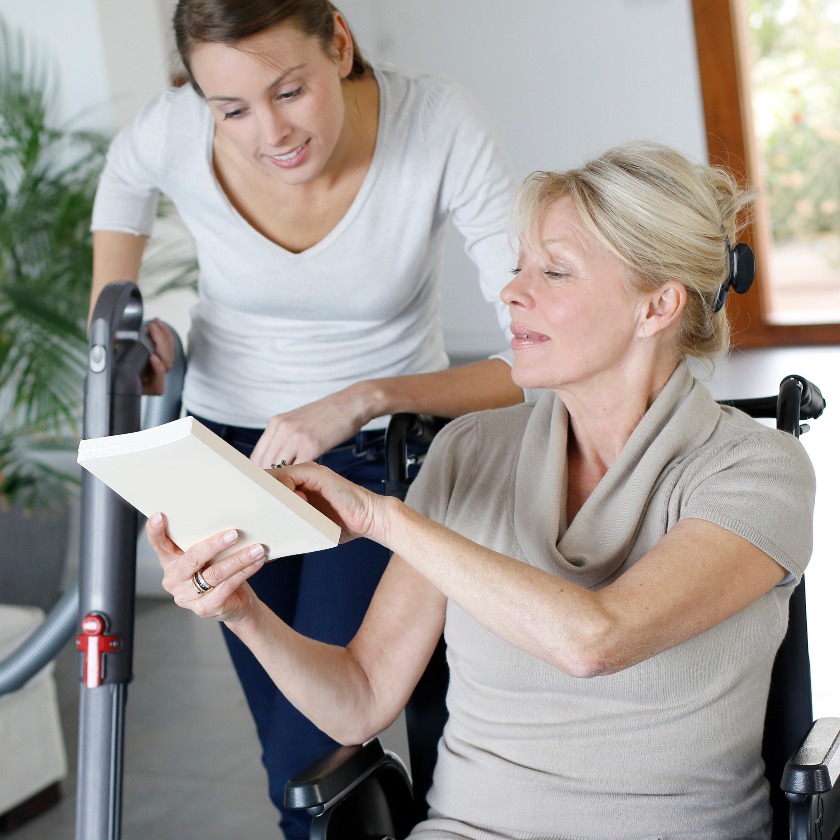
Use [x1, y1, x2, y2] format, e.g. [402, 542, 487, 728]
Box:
[0, 15, 107, 507]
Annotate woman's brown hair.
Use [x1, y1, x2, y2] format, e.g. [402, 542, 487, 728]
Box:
[173, 0, 372, 94]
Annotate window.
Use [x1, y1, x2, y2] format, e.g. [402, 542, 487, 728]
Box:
[691, 0, 840, 346]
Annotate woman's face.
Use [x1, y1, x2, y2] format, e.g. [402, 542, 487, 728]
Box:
[190, 16, 354, 185]
[501, 196, 648, 395]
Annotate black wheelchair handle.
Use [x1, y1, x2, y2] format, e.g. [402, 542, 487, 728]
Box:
[786, 375, 825, 421]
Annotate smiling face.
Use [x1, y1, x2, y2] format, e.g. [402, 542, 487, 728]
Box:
[501, 196, 651, 396]
[189, 15, 354, 185]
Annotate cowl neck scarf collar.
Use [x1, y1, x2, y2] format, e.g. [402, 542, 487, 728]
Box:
[512, 361, 721, 588]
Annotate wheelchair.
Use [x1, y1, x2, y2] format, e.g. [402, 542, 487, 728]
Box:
[285, 377, 840, 840]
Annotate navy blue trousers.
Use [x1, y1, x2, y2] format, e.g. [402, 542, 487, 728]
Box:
[193, 418, 394, 840]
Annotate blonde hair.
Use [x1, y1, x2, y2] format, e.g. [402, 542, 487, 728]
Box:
[513, 141, 755, 359]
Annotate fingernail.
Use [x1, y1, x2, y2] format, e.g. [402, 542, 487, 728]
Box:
[223, 529, 238, 544]
[249, 545, 265, 559]
[151, 512, 163, 526]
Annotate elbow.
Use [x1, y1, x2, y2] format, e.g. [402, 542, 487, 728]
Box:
[332, 725, 377, 747]
[546, 613, 625, 679]
[330, 715, 396, 748]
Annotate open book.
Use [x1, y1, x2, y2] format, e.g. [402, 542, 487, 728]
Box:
[77, 417, 340, 560]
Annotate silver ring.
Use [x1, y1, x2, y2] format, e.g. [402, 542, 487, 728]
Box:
[270, 460, 288, 469]
[192, 569, 213, 595]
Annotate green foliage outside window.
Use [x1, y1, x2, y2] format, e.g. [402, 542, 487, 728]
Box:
[747, 0, 840, 252]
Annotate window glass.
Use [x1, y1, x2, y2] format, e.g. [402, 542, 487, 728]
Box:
[746, 0, 840, 324]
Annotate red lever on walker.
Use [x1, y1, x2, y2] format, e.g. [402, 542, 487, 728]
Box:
[76, 613, 122, 689]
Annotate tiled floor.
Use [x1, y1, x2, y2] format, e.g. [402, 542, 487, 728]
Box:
[4, 344, 840, 840]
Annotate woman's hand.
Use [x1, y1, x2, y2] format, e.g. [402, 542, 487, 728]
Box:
[271, 462, 392, 546]
[250, 383, 375, 467]
[141, 319, 176, 396]
[147, 512, 267, 624]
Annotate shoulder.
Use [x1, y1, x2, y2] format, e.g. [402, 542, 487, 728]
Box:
[711, 406, 814, 485]
[405, 401, 535, 519]
[127, 84, 198, 126]
[432, 400, 536, 459]
[143, 84, 209, 134]
[118, 84, 209, 154]
[375, 62, 493, 129]
[105, 84, 211, 183]
[675, 403, 816, 580]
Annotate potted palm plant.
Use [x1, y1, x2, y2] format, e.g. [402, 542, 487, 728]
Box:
[0, 16, 110, 606]
[0, 16, 109, 513]
[0, 17, 196, 608]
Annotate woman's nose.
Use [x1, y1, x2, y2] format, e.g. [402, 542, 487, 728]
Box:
[259, 107, 292, 148]
[500, 271, 533, 308]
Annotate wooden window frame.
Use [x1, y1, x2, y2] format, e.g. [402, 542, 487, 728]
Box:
[691, 0, 840, 347]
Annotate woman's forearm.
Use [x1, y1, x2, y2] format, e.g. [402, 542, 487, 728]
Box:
[377, 500, 607, 677]
[373, 501, 787, 681]
[226, 599, 388, 744]
[90, 230, 149, 323]
[351, 357, 522, 423]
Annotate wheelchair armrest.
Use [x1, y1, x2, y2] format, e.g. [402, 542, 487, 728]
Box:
[782, 718, 840, 840]
[782, 718, 840, 795]
[284, 738, 410, 812]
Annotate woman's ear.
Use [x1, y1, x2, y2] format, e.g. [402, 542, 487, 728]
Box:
[638, 282, 687, 338]
[332, 12, 355, 78]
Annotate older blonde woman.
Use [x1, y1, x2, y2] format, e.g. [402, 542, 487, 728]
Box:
[149, 142, 815, 840]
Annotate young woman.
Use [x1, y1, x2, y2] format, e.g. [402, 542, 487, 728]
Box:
[89, 2, 521, 836]
[150, 142, 815, 840]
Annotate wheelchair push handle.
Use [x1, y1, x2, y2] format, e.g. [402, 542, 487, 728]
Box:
[784, 375, 825, 421]
[777, 375, 825, 438]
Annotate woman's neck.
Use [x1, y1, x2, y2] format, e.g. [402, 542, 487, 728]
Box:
[562, 357, 680, 521]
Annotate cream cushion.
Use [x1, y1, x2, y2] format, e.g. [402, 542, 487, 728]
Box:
[0, 604, 68, 815]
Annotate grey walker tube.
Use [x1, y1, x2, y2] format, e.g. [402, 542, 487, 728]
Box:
[0, 586, 80, 695]
[75, 282, 184, 840]
[0, 310, 185, 698]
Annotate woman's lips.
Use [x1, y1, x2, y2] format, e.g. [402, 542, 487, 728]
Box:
[510, 324, 550, 349]
[266, 139, 310, 169]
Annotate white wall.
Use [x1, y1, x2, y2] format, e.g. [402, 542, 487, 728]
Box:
[0, 0, 113, 132]
[94, 0, 173, 129]
[338, 0, 708, 355]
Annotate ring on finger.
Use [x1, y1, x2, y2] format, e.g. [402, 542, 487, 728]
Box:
[192, 568, 214, 595]
[270, 460, 288, 469]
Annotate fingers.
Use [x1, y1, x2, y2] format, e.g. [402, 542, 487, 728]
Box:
[269, 463, 378, 541]
[189, 542, 266, 590]
[144, 354, 168, 395]
[148, 319, 175, 368]
[176, 543, 266, 615]
[148, 513, 267, 620]
[249, 395, 364, 467]
[142, 320, 175, 396]
[146, 512, 180, 558]
[252, 421, 307, 468]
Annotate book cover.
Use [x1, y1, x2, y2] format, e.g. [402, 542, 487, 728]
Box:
[77, 417, 340, 560]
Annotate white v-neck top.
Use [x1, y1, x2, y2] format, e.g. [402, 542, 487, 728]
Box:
[92, 64, 517, 428]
